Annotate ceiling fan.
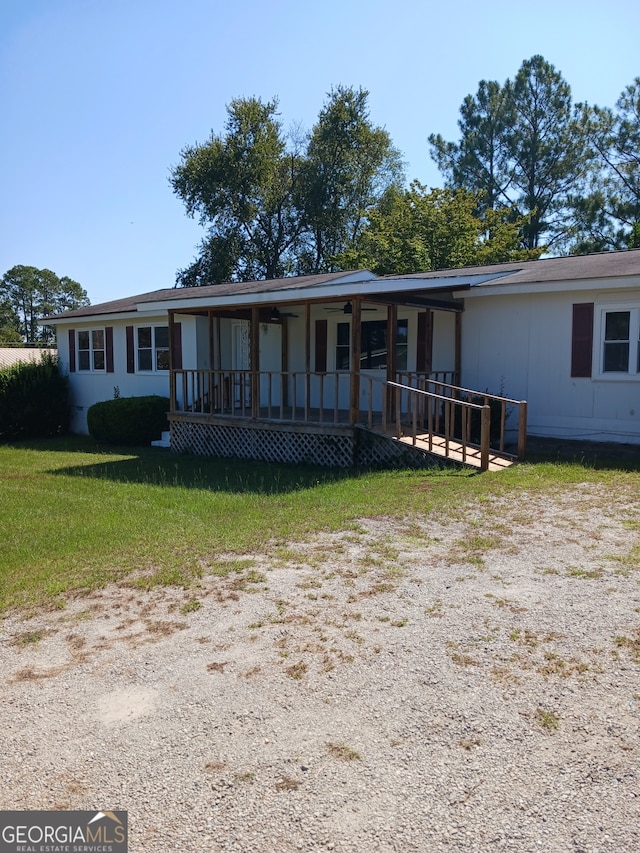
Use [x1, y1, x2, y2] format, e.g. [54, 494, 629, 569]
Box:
[324, 301, 378, 315]
[269, 307, 299, 320]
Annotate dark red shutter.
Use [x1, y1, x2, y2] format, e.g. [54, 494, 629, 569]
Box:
[126, 325, 135, 373]
[571, 303, 594, 378]
[68, 329, 76, 373]
[171, 322, 182, 370]
[105, 327, 114, 373]
[416, 310, 434, 374]
[314, 319, 328, 373]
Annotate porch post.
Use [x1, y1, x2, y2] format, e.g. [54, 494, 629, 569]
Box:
[305, 303, 311, 421]
[168, 310, 176, 413]
[281, 316, 289, 408]
[250, 306, 260, 419]
[208, 310, 214, 369]
[349, 296, 362, 426]
[208, 310, 214, 412]
[455, 312, 462, 386]
[386, 303, 397, 420]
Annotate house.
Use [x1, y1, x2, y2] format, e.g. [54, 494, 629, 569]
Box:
[44, 249, 640, 468]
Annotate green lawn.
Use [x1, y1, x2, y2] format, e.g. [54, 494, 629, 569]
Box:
[1, 435, 638, 612]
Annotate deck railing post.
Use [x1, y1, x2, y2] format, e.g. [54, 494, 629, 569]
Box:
[382, 382, 388, 434]
[518, 401, 528, 461]
[412, 390, 418, 445]
[480, 404, 491, 472]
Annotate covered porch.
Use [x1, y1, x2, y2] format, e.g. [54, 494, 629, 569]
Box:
[164, 284, 526, 471]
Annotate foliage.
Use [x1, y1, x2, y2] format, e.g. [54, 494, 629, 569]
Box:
[0, 301, 22, 343]
[336, 184, 542, 275]
[569, 78, 640, 253]
[298, 85, 404, 272]
[429, 55, 592, 250]
[0, 354, 69, 440]
[171, 97, 305, 284]
[87, 395, 170, 446]
[1, 265, 89, 343]
[170, 87, 403, 285]
[429, 80, 512, 215]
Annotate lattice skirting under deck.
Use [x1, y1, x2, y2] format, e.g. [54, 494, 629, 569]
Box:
[169, 416, 442, 469]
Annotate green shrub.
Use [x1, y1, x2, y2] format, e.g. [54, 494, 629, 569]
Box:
[0, 354, 69, 440]
[87, 395, 169, 445]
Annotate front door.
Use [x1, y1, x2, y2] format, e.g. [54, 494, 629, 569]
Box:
[231, 321, 250, 407]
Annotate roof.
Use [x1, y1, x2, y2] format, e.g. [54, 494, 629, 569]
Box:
[0, 348, 56, 369]
[390, 248, 640, 287]
[44, 249, 640, 323]
[44, 270, 374, 321]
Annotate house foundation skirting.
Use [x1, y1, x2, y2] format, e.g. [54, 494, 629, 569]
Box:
[169, 414, 442, 469]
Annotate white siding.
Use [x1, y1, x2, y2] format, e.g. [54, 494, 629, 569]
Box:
[461, 287, 640, 444]
[58, 316, 172, 434]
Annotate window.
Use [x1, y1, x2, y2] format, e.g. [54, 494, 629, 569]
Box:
[137, 326, 169, 371]
[77, 329, 105, 371]
[600, 307, 640, 376]
[336, 319, 408, 371]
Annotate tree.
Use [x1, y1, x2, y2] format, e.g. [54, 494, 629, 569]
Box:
[429, 56, 591, 250]
[569, 78, 640, 253]
[429, 80, 513, 214]
[0, 300, 21, 343]
[170, 87, 404, 285]
[171, 97, 306, 285]
[335, 183, 543, 276]
[1, 266, 89, 343]
[299, 85, 404, 272]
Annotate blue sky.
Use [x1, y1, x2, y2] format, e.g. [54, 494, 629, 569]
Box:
[1, 0, 638, 305]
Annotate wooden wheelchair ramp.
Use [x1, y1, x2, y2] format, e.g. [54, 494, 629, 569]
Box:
[395, 432, 515, 471]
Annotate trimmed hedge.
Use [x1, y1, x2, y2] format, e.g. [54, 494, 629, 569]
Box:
[0, 354, 69, 440]
[87, 395, 170, 445]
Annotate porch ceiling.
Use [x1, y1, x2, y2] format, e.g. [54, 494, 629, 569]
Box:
[168, 289, 463, 317]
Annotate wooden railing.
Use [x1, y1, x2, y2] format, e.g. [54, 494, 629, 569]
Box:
[171, 369, 353, 424]
[378, 378, 527, 471]
[170, 369, 527, 470]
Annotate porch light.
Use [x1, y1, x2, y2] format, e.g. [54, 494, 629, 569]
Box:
[269, 307, 281, 321]
[343, 301, 352, 315]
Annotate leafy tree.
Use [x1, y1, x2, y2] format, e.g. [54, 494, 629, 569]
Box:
[1, 266, 89, 343]
[170, 87, 404, 284]
[570, 78, 640, 252]
[0, 300, 21, 343]
[429, 56, 591, 250]
[171, 97, 306, 285]
[336, 183, 543, 275]
[299, 85, 404, 272]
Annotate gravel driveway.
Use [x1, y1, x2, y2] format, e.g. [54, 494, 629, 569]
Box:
[1, 482, 639, 852]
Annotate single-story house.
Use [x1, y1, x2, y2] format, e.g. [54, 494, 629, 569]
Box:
[44, 249, 640, 468]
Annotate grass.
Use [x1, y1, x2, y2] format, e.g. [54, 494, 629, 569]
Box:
[535, 708, 560, 731]
[1, 435, 639, 612]
[326, 742, 360, 761]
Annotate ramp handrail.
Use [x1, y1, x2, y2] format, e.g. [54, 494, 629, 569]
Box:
[377, 378, 527, 470]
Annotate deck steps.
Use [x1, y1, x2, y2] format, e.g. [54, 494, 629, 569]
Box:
[151, 430, 171, 449]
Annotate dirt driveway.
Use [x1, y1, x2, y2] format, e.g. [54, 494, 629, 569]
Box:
[1, 482, 639, 852]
